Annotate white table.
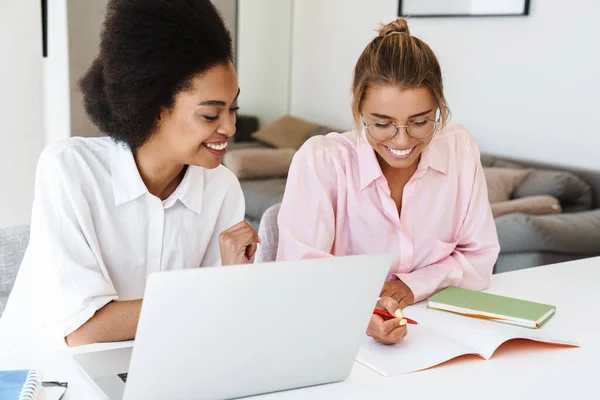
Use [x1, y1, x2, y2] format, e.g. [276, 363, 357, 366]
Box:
[1, 257, 598, 399]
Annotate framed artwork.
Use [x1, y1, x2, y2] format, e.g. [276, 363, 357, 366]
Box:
[41, 0, 47, 57]
[398, 0, 530, 18]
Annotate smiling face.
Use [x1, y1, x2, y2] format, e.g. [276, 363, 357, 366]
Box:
[151, 62, 240, 169]
[360, 85, 438, 171]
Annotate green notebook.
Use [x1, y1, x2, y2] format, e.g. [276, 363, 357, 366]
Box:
[428, 287, 556, 328]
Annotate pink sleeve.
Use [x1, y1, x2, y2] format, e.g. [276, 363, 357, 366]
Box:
[396, 140, 500, 302]
[276, 145, 338, 261]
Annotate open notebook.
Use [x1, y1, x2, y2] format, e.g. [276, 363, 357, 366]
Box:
[357, 301, 579, 376]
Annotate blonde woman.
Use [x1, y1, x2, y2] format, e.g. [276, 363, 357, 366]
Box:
[277, 19, 500, 345]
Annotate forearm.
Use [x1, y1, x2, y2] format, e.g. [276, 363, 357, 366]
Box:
[397, 246, 497, 302]
[65, 299, 142, 347]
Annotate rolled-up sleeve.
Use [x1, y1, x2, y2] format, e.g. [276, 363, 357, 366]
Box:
[28, 148, 118, 341]
[276, 141, 339, 261]
[396, 139, 500, 302]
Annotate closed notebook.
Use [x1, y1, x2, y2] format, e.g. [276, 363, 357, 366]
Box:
[428, 287, 556, 328]
[0, 370, 41, 400]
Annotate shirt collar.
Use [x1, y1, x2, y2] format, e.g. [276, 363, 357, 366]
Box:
[419, 134, 448, 175]
[109, 142, 205, 214]
[110, 142, 147, 206]
[357, 133, 384, 190]
[162, 166, 204, 215]
[357, 130, 448, 190]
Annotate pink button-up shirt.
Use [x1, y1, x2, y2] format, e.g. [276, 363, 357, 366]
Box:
[276, 122, 500, 302]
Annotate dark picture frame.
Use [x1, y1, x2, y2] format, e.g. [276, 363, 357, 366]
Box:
[398, 0, 530, 18]
[41, 0, 47, 57]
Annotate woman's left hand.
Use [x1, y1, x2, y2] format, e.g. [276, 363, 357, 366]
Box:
[380, 279, 415, 309]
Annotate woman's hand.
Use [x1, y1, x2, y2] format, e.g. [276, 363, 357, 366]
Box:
[380, 279, 415, 309]
[219, 221, 261, 266]
[366, 296, 407, 345]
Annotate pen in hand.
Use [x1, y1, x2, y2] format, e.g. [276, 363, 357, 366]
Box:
[373, 309, 418, 325]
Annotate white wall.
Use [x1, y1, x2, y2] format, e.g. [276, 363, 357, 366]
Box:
[67, 0, 108, 139]
[291, 0, 600, 170]
[0, 0, 45, 227]
[44, 0, 71, 145]
[237, 0, 293, 126]
[45, 0, 108, 144]
[212, 0, 237, 56]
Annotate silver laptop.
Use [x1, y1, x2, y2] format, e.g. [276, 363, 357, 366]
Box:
[73, 254, 392, 400]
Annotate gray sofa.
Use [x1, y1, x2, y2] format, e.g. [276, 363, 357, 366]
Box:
[481, 155, 600, 272]
[0, 225, 29, 316]
[229, 138, 600, 273]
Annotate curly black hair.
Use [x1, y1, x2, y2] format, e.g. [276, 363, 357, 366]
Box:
[79, 0, 233, 150]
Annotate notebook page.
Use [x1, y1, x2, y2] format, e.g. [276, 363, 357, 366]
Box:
[356, 324, 474, 376]
[405, 305, 514, 358]
[406, 304, 578, 359]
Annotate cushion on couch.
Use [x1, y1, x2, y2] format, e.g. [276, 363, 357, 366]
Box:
[494, 252, 587, 274]
[480, 155, 523, 170]
[495, 209, 600, 255]
[483, 168, 530, 203]
[251, 115, 319, 150]
[306, 125, 342, 138]
[490, 195, 562, 219]
[224, 148, 295, 180]
[513, 169, 594, 212]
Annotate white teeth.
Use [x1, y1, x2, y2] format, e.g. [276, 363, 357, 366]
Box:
[205, 142, 228, 151]
[387, 146, 413, 157]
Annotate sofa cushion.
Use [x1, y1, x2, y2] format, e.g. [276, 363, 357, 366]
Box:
[513, 169, 594, 212]
[307, 125, 342, 138]
[0, 225, 30, 317]
[495, 209, 600, 254]
[483, 167, 530, 203]
[234, 115, 259, 143]
[223, 148, 296, 180]
[491, 195, 562, 219]
[251, 115, 319, 150]
[240, 178, 287, 220]
[480, 155, 523, 169]
[494, 252, 587, 274]
[227, 140, 268, 151]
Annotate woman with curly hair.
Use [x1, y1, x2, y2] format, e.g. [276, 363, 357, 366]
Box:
[2, 0, 259, 347]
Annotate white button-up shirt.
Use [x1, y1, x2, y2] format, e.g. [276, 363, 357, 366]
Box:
[1, 137, 244, 343]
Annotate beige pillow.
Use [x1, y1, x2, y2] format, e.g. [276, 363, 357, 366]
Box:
[491, 195, 562, 219]
[484, 167, 530, 203]
[223, 148, 296, 179]
[251, 115, 319, 150]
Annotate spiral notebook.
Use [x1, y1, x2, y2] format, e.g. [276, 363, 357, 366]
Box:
[0, 369, 41, 400]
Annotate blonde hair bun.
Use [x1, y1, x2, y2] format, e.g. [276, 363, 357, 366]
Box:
[378, 18, 410, 37]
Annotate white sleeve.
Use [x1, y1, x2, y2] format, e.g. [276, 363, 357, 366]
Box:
[200, 174, 245, 267]
[27, 148, 118, 341]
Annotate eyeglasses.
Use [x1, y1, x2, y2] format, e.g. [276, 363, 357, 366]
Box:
[361, 115, 439, 141]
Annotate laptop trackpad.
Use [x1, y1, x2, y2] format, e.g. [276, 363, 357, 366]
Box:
[74, 347, 132, 400]
[94, 375, 127, 400]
